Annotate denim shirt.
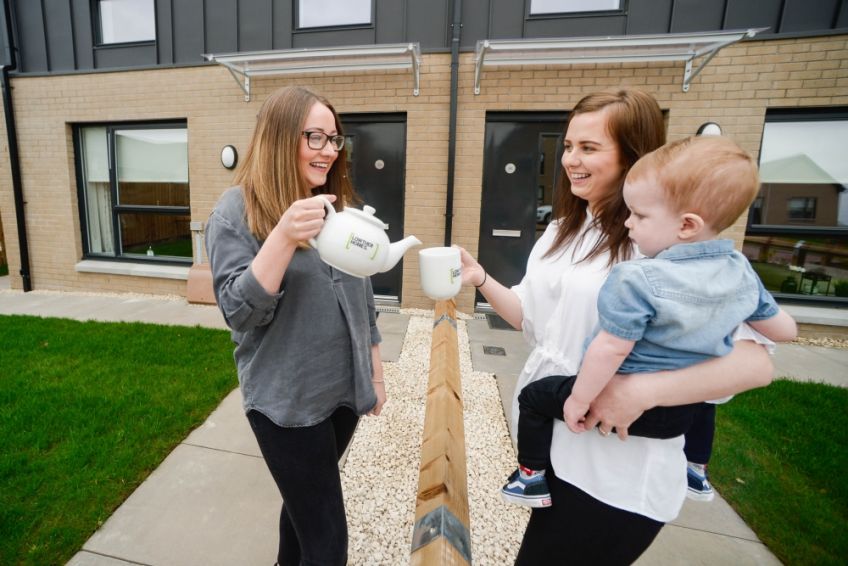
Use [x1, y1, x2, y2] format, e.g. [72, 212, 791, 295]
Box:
[596, 239, 778, 374]
[205, 187, 381, 427]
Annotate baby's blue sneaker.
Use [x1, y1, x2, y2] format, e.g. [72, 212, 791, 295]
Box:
[501, 468, 552, 508]
[686, 462, 715, 501]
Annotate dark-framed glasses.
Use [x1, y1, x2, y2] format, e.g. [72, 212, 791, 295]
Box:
[302, 130, 345, 151]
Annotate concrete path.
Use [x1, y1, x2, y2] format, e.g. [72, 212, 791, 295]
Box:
[1, 282, 845, 565]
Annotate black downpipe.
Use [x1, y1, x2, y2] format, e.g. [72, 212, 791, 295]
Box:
[1, 0, 31, 290]
[443, 0, 462, 246]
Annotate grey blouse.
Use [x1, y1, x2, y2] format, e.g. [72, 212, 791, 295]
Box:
[205, 187, 381, 427]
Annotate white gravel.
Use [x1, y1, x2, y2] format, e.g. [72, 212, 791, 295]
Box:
[341, 310, 529, 565]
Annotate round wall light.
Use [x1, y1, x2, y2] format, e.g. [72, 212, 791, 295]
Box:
[696, 122, 722, 136]
[221, 145, 238, 169]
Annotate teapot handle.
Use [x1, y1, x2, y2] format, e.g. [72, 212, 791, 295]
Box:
[307, 194, 336, 249]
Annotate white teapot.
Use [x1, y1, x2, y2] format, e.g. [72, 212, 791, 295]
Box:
[309, 195, 421, 278]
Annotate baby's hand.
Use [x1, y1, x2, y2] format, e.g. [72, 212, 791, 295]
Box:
[563, 397, 590, 433]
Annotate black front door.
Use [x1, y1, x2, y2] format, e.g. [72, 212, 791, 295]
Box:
[340, 114, 407, 301]
[477, 112, 567, 306]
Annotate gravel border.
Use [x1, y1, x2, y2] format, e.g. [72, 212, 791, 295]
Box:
[341, 310, 528, 565]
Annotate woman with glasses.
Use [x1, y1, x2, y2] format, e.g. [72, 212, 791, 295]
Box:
[206, 86, 385, 566]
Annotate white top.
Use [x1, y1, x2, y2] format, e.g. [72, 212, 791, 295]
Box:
[511, 218, 774, 522]
[512, 217, 686, 522]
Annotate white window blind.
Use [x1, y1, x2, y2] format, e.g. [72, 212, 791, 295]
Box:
[115, 129, 188, 183]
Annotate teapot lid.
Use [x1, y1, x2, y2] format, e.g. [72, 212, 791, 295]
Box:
[344, 205, 389, 230]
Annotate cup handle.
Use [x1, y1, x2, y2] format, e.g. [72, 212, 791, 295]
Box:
[308, 195, 336, 248]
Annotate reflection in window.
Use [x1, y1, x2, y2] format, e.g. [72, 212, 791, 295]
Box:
[77, 124, 191, 262]
[97, 0, 156, 44]
[298, 0, 371, 28]
[787, 197, 817, 221]
[530, 0, 620, 15]
[743, 110, 848, 301]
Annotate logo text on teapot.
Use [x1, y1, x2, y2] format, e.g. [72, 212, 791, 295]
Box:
[345, 233, 381, 260]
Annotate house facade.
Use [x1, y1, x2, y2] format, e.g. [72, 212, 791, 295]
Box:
[1, 0, 846, 311]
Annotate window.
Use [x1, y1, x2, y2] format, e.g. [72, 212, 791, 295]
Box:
[787, 197, 817, 221]
[530, 0, 621, 15]
[743, 109, 848, 301]
[76, 123, 191, 263]
[96, 0, 156, 45]
[298, 0, 371, 29]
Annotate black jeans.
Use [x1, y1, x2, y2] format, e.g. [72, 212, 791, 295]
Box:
[517, 374, 699, 470]
[683, 402, 716, 465]
[515, 472, 663, 565]
[247, 407, 359, 566]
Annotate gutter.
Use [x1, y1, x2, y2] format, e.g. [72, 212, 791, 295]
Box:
[1, 0, 31, 290]
[443, 0, 462, 246]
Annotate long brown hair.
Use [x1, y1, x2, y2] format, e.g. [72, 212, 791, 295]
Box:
[546, 88, 665, 266]
[234, 86, 356, 240]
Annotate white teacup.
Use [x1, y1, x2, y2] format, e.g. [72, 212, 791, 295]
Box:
[419, 247, 462, 300]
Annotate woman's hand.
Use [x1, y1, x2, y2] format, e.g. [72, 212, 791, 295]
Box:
[454, 245, 486, 288]
[583, 374, 648, 441]
[277, 193, 337, 245]
[368, 344, 386, 416]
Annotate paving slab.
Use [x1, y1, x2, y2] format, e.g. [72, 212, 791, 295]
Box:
[184, 388, 262, 458]
[71, 443, 279, 566]
[772, 343, 848, 387]
[637, 524, 781, 566]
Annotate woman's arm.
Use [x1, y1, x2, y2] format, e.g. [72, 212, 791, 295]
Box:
[584, 340, 773, 439]
[251, 194, 336, 294]
[455, 246, 523, 330]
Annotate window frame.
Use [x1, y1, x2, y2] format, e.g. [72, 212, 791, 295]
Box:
[74, 120, 191, 265]
[748, 106, 848, 237]
[294, 0, 374, 31]
[93, 0, 157, 47]
[527, 0, 625, 18]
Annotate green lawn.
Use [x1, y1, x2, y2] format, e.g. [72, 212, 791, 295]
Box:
[0, 315, 237, 565]
[713, 379, 848, 565]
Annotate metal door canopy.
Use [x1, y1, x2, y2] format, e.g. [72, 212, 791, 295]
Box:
[204, 43, 422, 101]
[474, 28, 767, 94]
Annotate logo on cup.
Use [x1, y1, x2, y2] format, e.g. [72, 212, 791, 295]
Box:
[449, 267, 461, 284]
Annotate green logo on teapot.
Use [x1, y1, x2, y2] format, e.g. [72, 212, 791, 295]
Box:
[346, 233, 380, 260]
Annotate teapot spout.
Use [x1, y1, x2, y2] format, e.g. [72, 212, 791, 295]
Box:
[379, 236, 422, 273]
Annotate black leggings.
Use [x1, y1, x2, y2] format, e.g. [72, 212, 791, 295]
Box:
[517, 374, 699, 470]
[515, 473, 664, 565]
[247, 407, 359, 566]
[683, 402, 716, 465]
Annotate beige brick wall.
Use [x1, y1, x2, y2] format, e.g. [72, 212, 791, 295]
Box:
[0, 34, 845, 312]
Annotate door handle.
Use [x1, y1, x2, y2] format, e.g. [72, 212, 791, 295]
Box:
[492, 229, 521, 238]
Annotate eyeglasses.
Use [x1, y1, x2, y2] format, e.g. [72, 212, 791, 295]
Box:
[302, 130, 345, 151]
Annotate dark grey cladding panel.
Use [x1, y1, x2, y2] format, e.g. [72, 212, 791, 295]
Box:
[839, 3, 848, 29]
[781, 0, 841, 33]
[376, 0, 406, 44]
[626, 0, 673, 34]
[460, 0, 490, 49]
[14, 0, 48, 72]
[292, 27, 375, 49]
[172, 0, 205, 63]
[70, 0, 93, 69]
[488, 0, 524, 40]
[205, 0, 238, 54]
[407, 0, 448, 48]
[156, 0, 173, 65]
[44, 0, 75, 71]
[669, 0, 725, 33]
[272, 0, 292, 49]
[239, 0, 273, 52]
[94, 43, 157, 68]
[524, 15, 627, 38]
[725, 0, 782, 34]
[0, 5, 9, 65]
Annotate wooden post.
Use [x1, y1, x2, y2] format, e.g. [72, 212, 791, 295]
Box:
[410, 299, 472, 565]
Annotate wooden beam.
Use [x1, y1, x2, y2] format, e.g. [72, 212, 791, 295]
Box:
[410, 299, 472, 565]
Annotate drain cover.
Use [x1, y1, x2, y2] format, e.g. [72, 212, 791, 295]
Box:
[483, 345, 506, 356]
